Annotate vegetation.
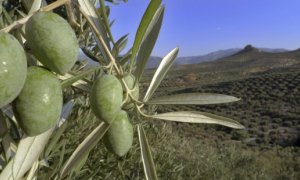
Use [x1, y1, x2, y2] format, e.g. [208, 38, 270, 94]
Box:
[0, 0, 247, 179]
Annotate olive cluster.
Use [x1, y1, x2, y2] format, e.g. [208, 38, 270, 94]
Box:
[0, 11, 78, 136]
[1, 11, 139, 157]
[90, 74, 139, 157]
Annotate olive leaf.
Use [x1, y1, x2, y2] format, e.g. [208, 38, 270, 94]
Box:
[99, 0, 115, 44]
[143, 47, 179, 102]
[138, 124, 158, 180]
[119, 49, 132, 65]
[0, 128, 54, 180]
[59, 122, 110, 178]
[112, 33, 129, 57]
[44, 120, 69, 157]
[146, 93, 241, 105]
[129, 0, 162, 72]
[152, 111, 245, 129]
[134, 5, 165, 85]
[79, 0, 110, 59]
[0, 101, 74, 179]
[28, 0, 42, 14]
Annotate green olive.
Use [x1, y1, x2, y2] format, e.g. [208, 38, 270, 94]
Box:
[90, 75, 123, 123]
[13, 66, 62, 136]
[122, 74, 139, 110]
[25, 11, 79, 75]
[0, 32, 27, 108]
[104, 110, 133, 157]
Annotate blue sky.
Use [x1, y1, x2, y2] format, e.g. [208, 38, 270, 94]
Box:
[109, 0, 300, 57]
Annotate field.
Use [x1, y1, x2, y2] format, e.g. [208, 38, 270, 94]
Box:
[54, 61, 300, 179]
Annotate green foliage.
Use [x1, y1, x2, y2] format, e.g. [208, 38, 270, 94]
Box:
[4, 0, 298, 179]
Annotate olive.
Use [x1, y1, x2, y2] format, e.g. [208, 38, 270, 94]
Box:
[104, 110, 133, 157]
[25, 11, 79, 75]
[90, 75, 123, 123]
[13, 66, 62, 136]
[0, 32, 27, 108]
[122, 74, 139, 110]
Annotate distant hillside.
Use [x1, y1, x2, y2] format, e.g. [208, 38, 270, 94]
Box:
[78, 46, 293, 69]
[166, 45, 300, 83]
[147, 48, 240, 68]
[146, 46, 290, 68]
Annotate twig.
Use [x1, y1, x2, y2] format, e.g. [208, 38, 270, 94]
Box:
[78, 7, 122, 75]
[0, 0, 70, 32]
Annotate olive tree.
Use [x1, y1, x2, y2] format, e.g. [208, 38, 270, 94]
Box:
[0, 0, 244, 179]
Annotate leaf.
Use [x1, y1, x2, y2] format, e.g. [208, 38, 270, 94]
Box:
[28, 0, 42, 14]
[44, 120, 69, 157]
[59, 122, 110, 178]
[152, 111, 245, 129]
[129, 0, 162, 71]
[57, 99, 75, 127]
[79, 0, 110, 59]
[99, 0, 115, 43]
[146, 93, 241, 105]
[0, 101, 75, 179]
[119, 49, 132, 65]
[138, 124, 158, 180]
[143, 47, 179, 102]
[61, 67, 99, 89]
[134, 6, 165, 84]
[112, 33, 129, 57]
[0, 128, 54, 180]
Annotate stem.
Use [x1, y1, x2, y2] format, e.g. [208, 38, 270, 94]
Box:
[0, 0, 70, 33]
[78, 7, 122, 76]
[136, 104, 152, 118]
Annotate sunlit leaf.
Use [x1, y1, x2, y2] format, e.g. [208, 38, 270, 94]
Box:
[59, 122, 110, 178]
[153, 111, 245, 129]
[130, 0, 162, 71]
[134, 6, 164, 84]
[24, 160, 39, 180]
[146, 93, 241, 105]
[28, 0, 42, 14]
[138, 124, 158, 180]
[0, 101, 75, 179]
[143, 47, 179, 102]
[0, 128, 54, 180]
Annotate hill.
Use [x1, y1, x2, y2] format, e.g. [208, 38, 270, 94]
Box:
[145, 46, 291, 68]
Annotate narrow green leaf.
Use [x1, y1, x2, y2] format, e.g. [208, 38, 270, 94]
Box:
[152, 111, 245, 129]
[99, 0, 115, 43]
[119, 49, 132, 65]
[143, 47, 179, 102]
[61, 67, 100, 89]
[130, 0, 162, 71]
[112, 33, 129, 57]
[44, 121, 69, 157]
[146, 93, 241, 105]
[134, 6, 164, 84]
[59, 122, 110, 178]
[138, 124, 158, 180]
